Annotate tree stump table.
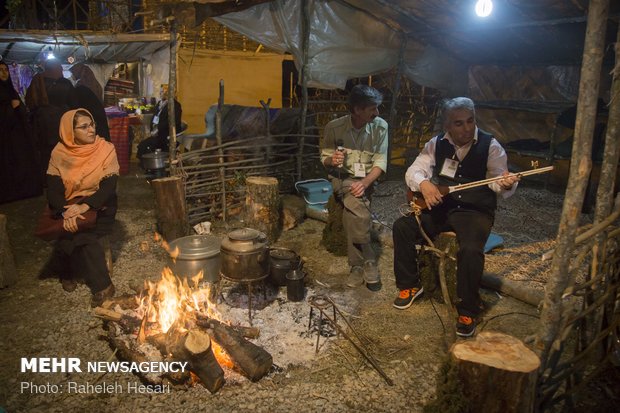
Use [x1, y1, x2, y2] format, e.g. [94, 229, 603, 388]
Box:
[245, 176, 281, 243]
[450, 331, 540, 413]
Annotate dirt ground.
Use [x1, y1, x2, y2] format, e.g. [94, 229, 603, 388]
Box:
[0, 162, 618, 413]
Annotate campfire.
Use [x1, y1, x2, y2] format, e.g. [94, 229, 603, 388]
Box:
[95, 266, 273, 394]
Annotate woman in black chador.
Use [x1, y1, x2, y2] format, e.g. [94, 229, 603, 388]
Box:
[0, 62, 43, 204]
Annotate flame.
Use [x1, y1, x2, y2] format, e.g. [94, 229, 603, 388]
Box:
[139, 267, 221, 334]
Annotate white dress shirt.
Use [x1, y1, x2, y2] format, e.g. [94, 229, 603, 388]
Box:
[405, 127, 517, 198]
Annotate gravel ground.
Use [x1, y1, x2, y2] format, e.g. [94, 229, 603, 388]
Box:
[0, 166, 616, 413]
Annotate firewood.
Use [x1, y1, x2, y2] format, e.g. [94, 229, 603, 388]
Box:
[94, 307, 142, 332]
[166, 327, 225, 394]
[199, 318, 273, 381]
[105, 324, 164, 387]
[101, 294, 141, 310]
[450, 331, 540, 413]
[195, 315, 260, 339]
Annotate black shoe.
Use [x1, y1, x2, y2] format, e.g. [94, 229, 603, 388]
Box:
[366, 280, 382, 292]
[393, 287, 424, 309]
[456, 315, 476, 337]
[61, 278, 78, 292]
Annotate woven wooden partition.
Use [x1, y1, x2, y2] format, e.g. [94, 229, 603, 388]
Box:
[177, 133, 320, 225]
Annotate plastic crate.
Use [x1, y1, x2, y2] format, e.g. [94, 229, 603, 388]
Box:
[295, 179, 333, 211]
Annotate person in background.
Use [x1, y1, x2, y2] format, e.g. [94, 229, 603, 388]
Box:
[25, 58, 78, 182]
[45, 108, 118, 307]
[0, 61, 43, 203]
[392, 97, 519, 337]
[69, 63, 110, 141]
[320, 84, 388, 291]
[136, 84, 183, 161]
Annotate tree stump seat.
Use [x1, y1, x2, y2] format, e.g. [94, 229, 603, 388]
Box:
[419, 231, 458, 304]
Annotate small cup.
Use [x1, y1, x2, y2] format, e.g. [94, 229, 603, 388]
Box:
[286, 268, 305, 302]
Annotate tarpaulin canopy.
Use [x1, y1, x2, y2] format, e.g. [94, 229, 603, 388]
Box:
[212, 0, 618, 92]
[0, 30, 170, 64]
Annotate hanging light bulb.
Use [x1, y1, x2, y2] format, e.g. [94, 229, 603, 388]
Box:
[475, 0, 493, 17]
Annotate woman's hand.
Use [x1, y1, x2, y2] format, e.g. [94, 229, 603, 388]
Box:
[11, 99, 20, 109]
[63, 215, 80, 233]
[63, 203, 91, 219]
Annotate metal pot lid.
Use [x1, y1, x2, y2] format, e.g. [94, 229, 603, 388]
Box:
[228, 228, 262, 241]
[142, 151, 169, 159]
[270, 248, 297, 261]
[168, 235, 221, 259]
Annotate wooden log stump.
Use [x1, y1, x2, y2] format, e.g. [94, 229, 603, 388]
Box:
[419, 232, 458, 303]
[0, 214, 17, 288]
[152, 176, 189, 241]
[281, 195, 306, 230]
[166, 327, 225, 393]
[321, 195, 347, 256]
[244, 176, 281, 243]
[199, 317, 273, 381]
[482, 272, 545, 307]
[450, 331, 540, 413]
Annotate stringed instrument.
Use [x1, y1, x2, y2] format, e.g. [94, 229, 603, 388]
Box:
[406, 165, 554, 210]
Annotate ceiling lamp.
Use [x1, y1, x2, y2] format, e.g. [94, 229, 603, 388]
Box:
[475, 0, 493, 17]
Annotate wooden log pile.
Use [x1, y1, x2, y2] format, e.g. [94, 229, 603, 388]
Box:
[94, 296, 273, 394]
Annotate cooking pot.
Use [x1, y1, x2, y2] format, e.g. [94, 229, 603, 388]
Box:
[167, 235, 221, 283]
[141, 148, 168, 170]
[268, 247, 300, 287]
[220, 228, 269, 283]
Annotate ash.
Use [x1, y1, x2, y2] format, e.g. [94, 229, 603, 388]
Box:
[215, 282, 350, 370]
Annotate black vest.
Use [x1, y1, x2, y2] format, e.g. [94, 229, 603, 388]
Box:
[434, 131, 497, 217]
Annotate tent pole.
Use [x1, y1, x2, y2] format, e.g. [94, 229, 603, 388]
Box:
[534, 0, 609, 367]
[168, 17, 178, 173]
[297, 0, 310, 183]
[387, 34, 406, 170]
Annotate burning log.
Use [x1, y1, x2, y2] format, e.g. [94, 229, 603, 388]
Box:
[101, 294, 141, 310]
[105, 323, 167, 387]
[198, 317, 273, 381]
[195, 314, 260, 339]
[94, 307, 142, 332]
[166, 327, 225, 394]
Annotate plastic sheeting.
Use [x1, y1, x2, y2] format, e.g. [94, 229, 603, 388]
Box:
[216, 0, 399, 89]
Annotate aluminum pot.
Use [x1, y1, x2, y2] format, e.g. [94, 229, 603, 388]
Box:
[220, 228, 269, 283]
[167, 235, 221, 283]
[141, 148, 168, 170]
[268, 247, 300, 287]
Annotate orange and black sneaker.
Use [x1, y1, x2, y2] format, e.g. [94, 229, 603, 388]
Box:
[456, 315, 476, 337]
[392, 287, 424, 310]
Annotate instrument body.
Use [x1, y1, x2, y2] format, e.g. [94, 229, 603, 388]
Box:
[406, 166, 554, 211]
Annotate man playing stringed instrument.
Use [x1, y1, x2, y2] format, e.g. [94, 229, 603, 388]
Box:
[392, 97, 519, 337]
